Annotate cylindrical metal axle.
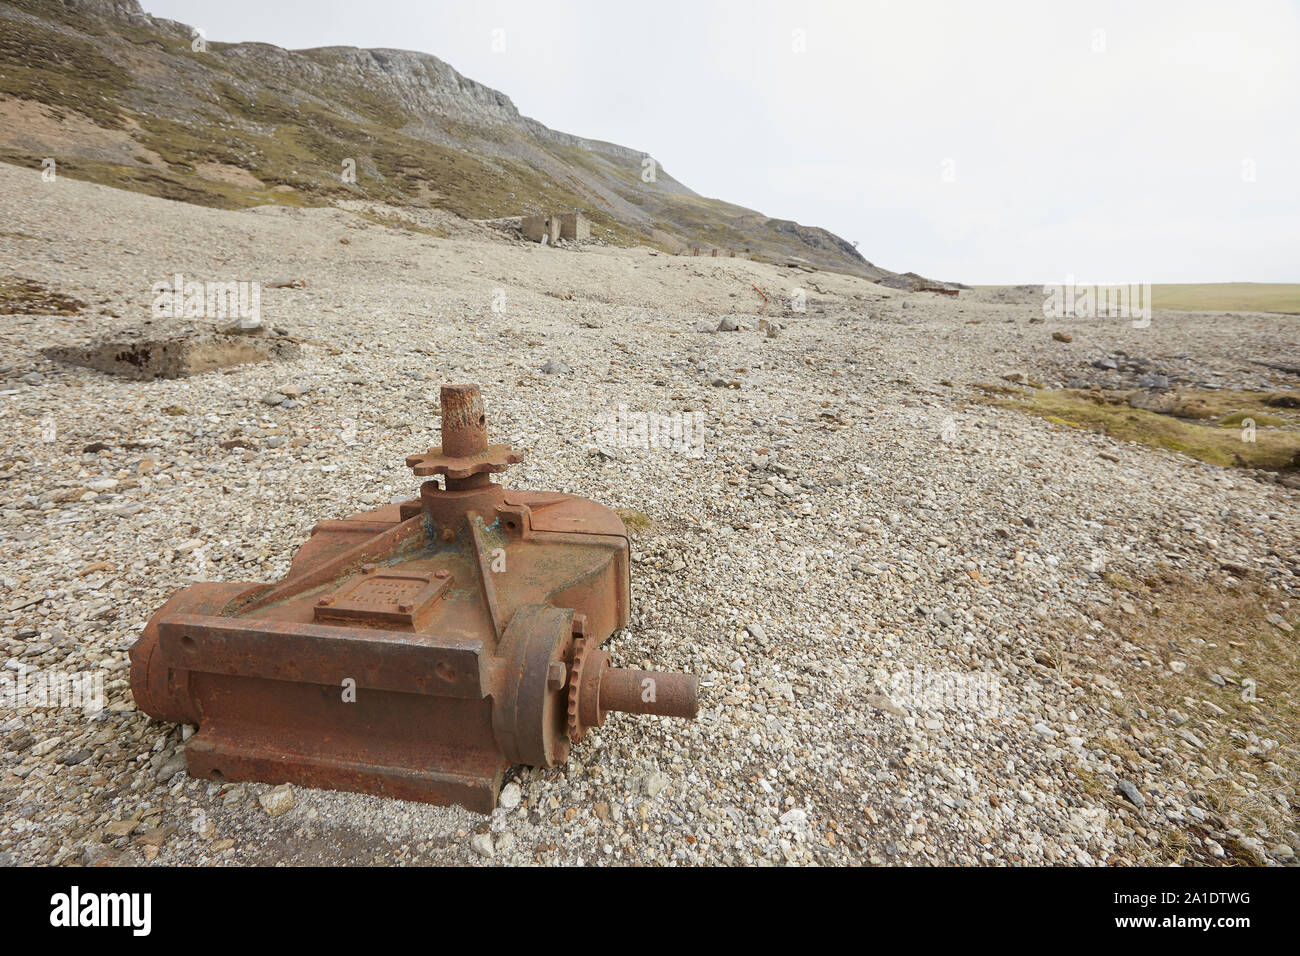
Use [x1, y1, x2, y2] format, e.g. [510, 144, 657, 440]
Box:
[599, 667, 699, 719]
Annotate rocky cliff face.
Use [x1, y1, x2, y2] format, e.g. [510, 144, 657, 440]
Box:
[1, 0, 893, 278]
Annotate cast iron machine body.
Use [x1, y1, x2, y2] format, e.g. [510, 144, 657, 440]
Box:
[129, 385, 698, 812]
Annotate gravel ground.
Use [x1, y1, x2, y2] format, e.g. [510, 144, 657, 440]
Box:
[1, 163, 1297, 867]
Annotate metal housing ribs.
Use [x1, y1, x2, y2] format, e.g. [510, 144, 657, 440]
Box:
[129, 384, 698, 812]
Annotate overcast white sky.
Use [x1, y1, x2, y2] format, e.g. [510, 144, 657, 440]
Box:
[143, 0, 1300, 284]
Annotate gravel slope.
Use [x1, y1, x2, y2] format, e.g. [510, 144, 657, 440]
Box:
[1, 163, 1297, 867]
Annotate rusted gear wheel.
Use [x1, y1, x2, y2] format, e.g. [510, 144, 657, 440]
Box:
[406, 385, 524, 481]
[567, 637, 610, 742]
[405, 444, 522, 480]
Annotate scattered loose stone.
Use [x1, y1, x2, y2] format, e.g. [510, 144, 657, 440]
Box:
[1266, 612, 1294, 633]
[1117, 780, 1146, 807]
[136, 826, 174, 848]
[864, 694, 907, 718]
[105, 819, 138, 838]
[258, 785, 295, 818]
[644, 772, 670, 798]
[157, 754, 188, 783]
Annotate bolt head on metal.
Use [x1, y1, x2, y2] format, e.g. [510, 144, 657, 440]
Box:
[547, 661, 567, 690]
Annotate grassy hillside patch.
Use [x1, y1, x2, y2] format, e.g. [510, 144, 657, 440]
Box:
[0, 149, 308, 209]
[1090, 570, 1299, 864]
[0, 20, 131, 128]
[986, 387, 1300, 471]
[0, 276, 86, 315]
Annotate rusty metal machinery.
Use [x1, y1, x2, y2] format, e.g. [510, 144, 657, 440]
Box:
[129, 384, 698, 812]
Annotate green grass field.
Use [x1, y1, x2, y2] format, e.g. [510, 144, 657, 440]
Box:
[976, 283, 1300, 314]
[1150, 283, 1300, 314]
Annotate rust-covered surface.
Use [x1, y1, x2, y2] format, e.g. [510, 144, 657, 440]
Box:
[129, 384, 698, 812]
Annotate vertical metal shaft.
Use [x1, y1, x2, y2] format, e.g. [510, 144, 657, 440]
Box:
[440, 385, 490, 490]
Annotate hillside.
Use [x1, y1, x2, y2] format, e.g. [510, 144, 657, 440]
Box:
[0, 0, 892, 278]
